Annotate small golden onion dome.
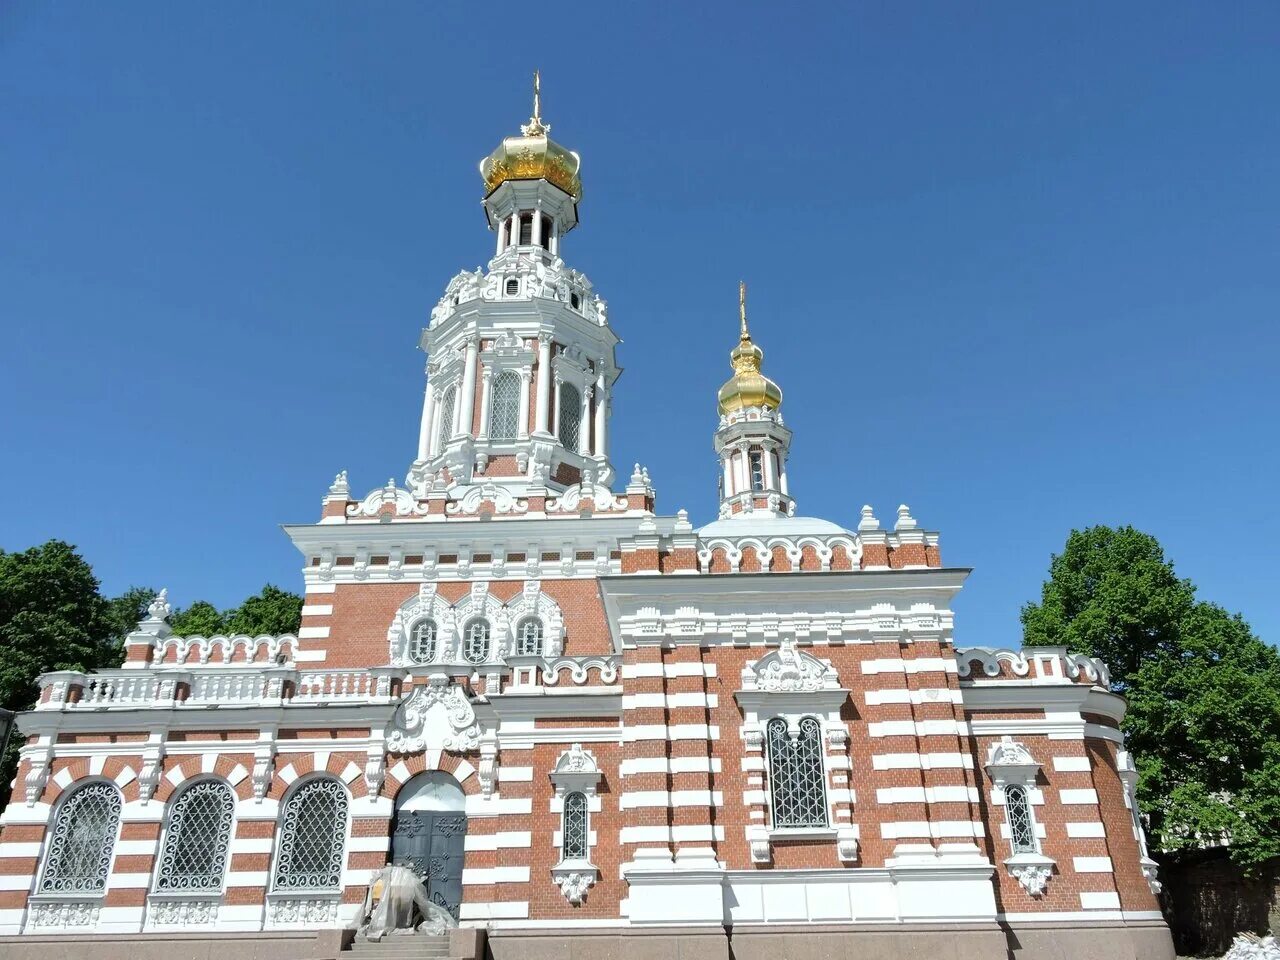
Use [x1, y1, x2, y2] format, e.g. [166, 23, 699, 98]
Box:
[480, 72, 582, 201]
[717, 282, 783, 416]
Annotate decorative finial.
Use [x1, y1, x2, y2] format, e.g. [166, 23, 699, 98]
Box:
[521, 70, 550, 137]
[739, 280, 750, 340]
[895, 504, 918, 531]
[146, 588, 171, 623]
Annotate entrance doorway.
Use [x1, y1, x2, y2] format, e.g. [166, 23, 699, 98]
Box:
[390, 772, 468, 920]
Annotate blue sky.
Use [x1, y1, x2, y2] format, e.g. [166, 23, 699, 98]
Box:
[1, 2, 1277, 647]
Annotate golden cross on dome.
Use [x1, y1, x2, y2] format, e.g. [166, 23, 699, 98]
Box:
[739, 280, 750, 340]
[521, 70, 549, 137]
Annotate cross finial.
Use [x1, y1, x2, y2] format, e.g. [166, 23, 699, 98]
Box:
[739, 280, 750, 340]
[521, 70, 549, 137]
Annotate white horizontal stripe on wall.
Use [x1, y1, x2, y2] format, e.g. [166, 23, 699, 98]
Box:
[1080, 891, 1121, 910]
[300, 604, 333, 616]
[621, 663, 716, 679]
[880, 820, 984, 839]
[619, 826, 673, 844]
[875, 786, 978, 804]
[229, 837, 274, 854]
[460, 901, 529, 920]
[1052, 756, 1093, 772]
[305, 583, 337, 595]
[464, 796, 531, 816]
[224, 871, 270, 887]
[464, 831, 532, 851]
[1066, 822, 1107, 839]
[497, 767, 533, 782]
[618, 790, 722, 809]
[861, 658, 957, 675]
[868, 720, 968, 738]
[298, 626, 330, 639]
[293, 649, 327, 662]
[871, 752, 972, 770]
[0, 842, 42, 858]
[0, 876, 34, 891]
[621, 756, 720, 776]
[462, 866, 530, 885]
[1073, 857, 1114, 873]
[621, 692, 718, 710]
[673, 824, 724, 842]
[1059, 788, 1099, 805]
[864, 688, 962, 706]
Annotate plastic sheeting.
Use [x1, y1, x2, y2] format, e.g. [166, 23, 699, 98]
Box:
[358, 864, 458, 941]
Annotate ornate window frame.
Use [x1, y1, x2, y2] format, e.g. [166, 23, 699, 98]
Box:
[147, 778, 235, 928]
[267, 775, 350, 928]
[36, 779, 123, 897]
[985, 736, 1055, 896]
[734, 640, 857, 864]
[548, 743, 601, 905]
[477, 332, 535, 447]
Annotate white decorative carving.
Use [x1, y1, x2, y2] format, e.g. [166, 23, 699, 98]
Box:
[24, 749, 52, 806]
[956, 647, 1031, 679]
[446, 482, 529, 516]
[156, 632, 294, 667]
[387, 675, 480, 753]
[697, 534, 861, 574]
[748, 826, 771, 863]
[149, 898, 218, 926]
[27, 900, 100, 928]
[364, 749, 385, 798]
[1008, 860, 1052, 896]
[268, 897, 339, 925]
[836, 827, 860, 863]
[137, 742, 164, 803]
[553, 868, 595, 905]
[986, 736, 1036, 770]
[146, 588, 172, 622]
[477, 731, 498, 798]
[549, 743, 603, 797]
[252, 742, 275, 802]
[327, 470, 349, 498]
[541, 656, 618, 686]
[347, 480, 427, 518]
[743, 639, 839, 693]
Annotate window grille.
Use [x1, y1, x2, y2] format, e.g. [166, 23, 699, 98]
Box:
[559, 383, 581, 450]
[490, 371, 521, 440]
[39, 781, 122, 894]
[519, 213, 533, 246]
[409, 619, 437, 664]
[463, 619, 490, 664]
[750, 450, 765, 491]
[437, 387, 457, 448]
[273, 778, 348, 891]
[562, 791, 589, 860]
[516, 618, 543, 656]
[766, 717, 829, 829]
[505, 278, 519, 296]
[1004, 784, 1037, 854]
[155, 780, 234, 892]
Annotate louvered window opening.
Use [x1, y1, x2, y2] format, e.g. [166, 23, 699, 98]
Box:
[410, 619, 437, 664]
[156, 780, 234, 892]
[437, 387, 457, 448]
[559, 383, 581, 451]
[274, 779, 348, 891]
[490, 371, 521, 440]
[1005, 784, 1037, 854]
[562, 791, 589, 860]
[517, 618, 543, 656]
[750, 450, 765, 491]
[766, 717, 829, 829]
[39, 782, 122, 894]
[464, 619, 491, 664]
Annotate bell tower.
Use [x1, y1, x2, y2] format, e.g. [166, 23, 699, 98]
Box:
[714, 282, 794, 519]
[410, 73, 620, 497]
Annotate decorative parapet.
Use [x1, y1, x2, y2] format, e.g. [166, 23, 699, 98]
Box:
[428, 254, 606, 330]
[955, 646, 1112, 690]
[697, 532, 862, 574]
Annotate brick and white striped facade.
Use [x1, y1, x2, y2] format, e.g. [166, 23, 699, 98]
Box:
[0, 94, 1174, 960]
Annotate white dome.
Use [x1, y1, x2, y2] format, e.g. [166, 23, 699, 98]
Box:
[697, 514, 851, 538]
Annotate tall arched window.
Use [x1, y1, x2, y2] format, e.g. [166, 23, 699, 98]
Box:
[766, 717, 828, 829]
[273, 778, 348, 891]
[437, 386, 457, 449]
[489, 371, 521, 441]
[155, 780, 234, 892]
[516, 618, 543, 656]
[562, 791, 588, 860]
[409, 619, 437, 664]
[558, 383, 581, 450]
[39, 781, 122, 894]
[1004, 784, 1038, 854]
[463, 619, 491, 664]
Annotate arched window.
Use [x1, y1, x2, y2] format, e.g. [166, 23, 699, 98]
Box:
[463, 619, 490, 664]
[437, 386, 457, 449]
[273, 778, 348, 891]
[558, 383, 581, 450]
[516, 618, 543, 656]
[518, 213, 533, 246]
[766, 717, 828, 829]
[750, 450, 765, 491]
[39, 781, 122, 894]
[155, 780, 234, 892]
[1004, 783, 1038, 854]
[562, 791, 588, 860]
[489, 371, 521, 441]
[409, 619, 437, 664]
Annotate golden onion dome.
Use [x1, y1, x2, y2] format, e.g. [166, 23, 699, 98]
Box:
[717, 282, 783, 416]
[480, 72, 582, 201]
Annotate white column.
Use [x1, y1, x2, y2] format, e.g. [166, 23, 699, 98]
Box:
[550, 222, 559, 256]
[593, 367, 608, 458]
[779, 455, 790, 496]
[477, 366, 493, 439]
[495, 219, 505, 257]
[552, 375, 563, 439]
[535, 336, 552, 434]
[417, 379, 437, 461]
[734, 445, 749, 493]
[579, 385, 593, 456]
[458, 338, 479, 437]
[517, 366, 531, 439]
[721, 454, 734, 499]
[761, 442, 776, 489]
[531, 207, 543, 248]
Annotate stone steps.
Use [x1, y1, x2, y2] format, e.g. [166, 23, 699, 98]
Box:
[345, 934, 452, 959]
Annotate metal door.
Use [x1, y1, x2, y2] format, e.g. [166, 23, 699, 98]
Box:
[390, 810, 467, 919]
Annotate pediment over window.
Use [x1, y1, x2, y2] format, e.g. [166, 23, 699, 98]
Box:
[742, 639, 840, 693]
[984, 736, 1041, 786]
[549, 743, 602, 797]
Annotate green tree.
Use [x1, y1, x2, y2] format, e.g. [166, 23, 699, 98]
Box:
[100, 585, 157, 666]
[169, 600, 226, 637]
[224, 584, 303, 636]
[1023, 526, 1280, 867]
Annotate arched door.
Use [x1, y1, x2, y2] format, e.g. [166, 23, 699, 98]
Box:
[391, 772, 467, 920]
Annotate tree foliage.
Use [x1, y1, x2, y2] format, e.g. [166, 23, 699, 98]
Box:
[168, 585, 302, 637]
[1023, 526, 1280, 867]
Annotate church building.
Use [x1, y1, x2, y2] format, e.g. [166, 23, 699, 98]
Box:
[0, 80, 1174, 960]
